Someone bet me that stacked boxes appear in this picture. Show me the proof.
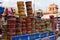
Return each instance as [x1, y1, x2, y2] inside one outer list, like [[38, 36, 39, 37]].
[[26, 18, 32, 34], [26, 1, 33, 18], [35, 18, 41, 33], [42, 19, 47, 31], [21, 18, 27, 35], [16, 17, 22, 36], [25, 1, 34, 34], [16, 17, 27, 35], [31, 18, 36, 33], [44, 19, 48, 31], [17, 1, 26, 18], [44, 19, 51, 31], [7, 15, 16, 40], [2, 24, 7, 40], [41, 19, 45, 32]]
